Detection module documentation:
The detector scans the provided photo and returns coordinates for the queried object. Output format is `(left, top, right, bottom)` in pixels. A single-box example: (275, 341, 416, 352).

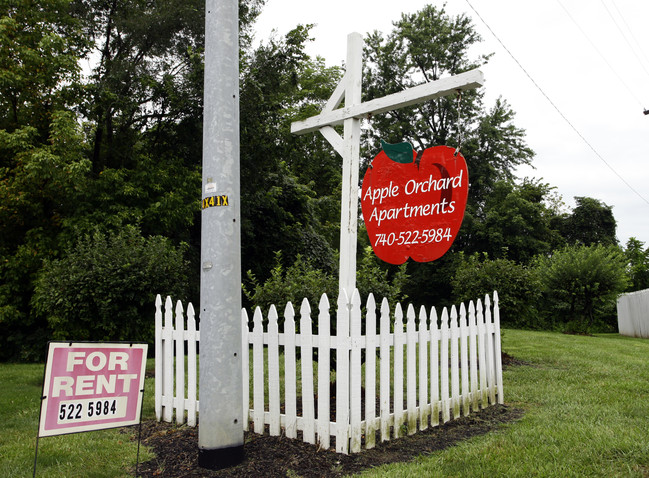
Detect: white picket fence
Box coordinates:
(617, 288, 649, 338)
(155, 290, 503, 454)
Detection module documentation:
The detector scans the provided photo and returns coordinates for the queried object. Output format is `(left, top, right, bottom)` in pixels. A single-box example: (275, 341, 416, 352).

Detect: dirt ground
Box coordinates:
(133, 355, 525, 477)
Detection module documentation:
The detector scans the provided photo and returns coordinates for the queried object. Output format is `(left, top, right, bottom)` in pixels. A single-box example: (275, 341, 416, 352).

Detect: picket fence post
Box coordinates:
(429, 306, 440, 428)
(335, 289, 350, 454)
(154, 295, 162, 421)
(379, 297, 391, 442)
(493, 291, 504, 404)
(186, 303, 197, 427)
(284, 302, 297, 438)
(418, 305, 429, 431)
(364, 294, 377, 448)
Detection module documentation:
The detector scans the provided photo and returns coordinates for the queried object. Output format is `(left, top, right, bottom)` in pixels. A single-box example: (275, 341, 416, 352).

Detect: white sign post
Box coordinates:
(291, 32, 484, 297)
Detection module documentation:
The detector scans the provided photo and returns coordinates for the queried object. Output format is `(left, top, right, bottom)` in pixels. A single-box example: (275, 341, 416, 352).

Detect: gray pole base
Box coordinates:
(198, 444, 245, 470)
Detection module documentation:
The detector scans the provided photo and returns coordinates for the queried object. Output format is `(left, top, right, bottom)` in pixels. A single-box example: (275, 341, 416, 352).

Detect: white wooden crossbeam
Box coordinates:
(291, 69, 485, 135)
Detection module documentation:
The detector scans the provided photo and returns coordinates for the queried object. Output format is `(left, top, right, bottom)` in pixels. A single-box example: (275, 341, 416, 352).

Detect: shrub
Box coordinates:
(534, 244, 629, 333)
(32, 225, 189, 346)
(451, 253, 542, 328)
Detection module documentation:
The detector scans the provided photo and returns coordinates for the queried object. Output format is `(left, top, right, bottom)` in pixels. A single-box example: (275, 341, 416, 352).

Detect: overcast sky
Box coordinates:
(253, 0, 649, 247)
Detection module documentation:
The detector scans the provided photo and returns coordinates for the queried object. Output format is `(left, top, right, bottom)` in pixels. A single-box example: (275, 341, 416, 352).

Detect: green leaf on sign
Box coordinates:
(381, 140, 414, 164)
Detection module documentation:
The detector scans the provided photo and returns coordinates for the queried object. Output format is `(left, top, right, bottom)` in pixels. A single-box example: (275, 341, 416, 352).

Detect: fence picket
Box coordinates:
(406, 304, 417, 435)
(174, 301, 185, 425)
(477, 300, 488, 409)
(450, 306, 460, 419)
(163, 296, 173, 422)
(418, 306, 429, 431)
(252, 307, 265, 433)
(493, 291, 504, 404)
(316, 294, 331, 450)
(350, 290, 363, 453)
(469, 301, 479, 412)
(429, 307, 439, 427)
(393, 304, 405, 438)
(459, 303, 470, 417)
(187, 303, 197, 427)
(335, 290, 350, 454)
(155, 295, 162, 421)
(300, 299, 315, 444)
(379, 298, 391, 442)
(440, 308, 450, 423)
(155, 291, 503, 454)
(365, 294, 377, 449)
(268, 305, 281, 436)
(484, 295, 496, 405)
(284, 303, 297, 438)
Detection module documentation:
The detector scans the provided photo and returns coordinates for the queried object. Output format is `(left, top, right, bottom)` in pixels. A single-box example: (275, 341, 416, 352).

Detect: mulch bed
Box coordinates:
(133, 353, 526, 477)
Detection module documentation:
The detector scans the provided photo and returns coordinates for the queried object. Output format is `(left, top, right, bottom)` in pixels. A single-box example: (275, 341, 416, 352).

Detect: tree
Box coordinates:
(471, 179, 565, 263)
(560, 196, 617, 246)
(535, 244, 629, 333)
(624, 237, 649, 291)
(0, 0, 91, 360)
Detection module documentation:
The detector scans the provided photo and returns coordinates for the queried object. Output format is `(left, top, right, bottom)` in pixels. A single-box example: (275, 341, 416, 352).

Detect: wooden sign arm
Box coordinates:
(291, 69, 485, 135)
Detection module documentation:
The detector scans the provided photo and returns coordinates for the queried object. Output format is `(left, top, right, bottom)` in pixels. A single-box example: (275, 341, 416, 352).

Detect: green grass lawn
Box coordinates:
(2, 330, 648, 477)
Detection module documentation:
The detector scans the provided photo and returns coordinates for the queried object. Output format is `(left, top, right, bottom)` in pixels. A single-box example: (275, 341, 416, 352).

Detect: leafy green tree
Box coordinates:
(0, 0, 91, 360)
(535, 244, 629, 333)
(451, 253, 542, 328)
(624, 237, 649, 291)
(32, 225, 189, 346)
(472, 179, 565, 263)
(239, 26, 344, 280)
(560, 196, 617, 246)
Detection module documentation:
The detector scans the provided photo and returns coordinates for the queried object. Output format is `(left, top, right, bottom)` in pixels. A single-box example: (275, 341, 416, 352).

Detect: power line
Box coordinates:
(555, 0, 646, 109)
(609, 0, 649, 70)
(599, 0, 649, 86)
(463, 0, 649, 208)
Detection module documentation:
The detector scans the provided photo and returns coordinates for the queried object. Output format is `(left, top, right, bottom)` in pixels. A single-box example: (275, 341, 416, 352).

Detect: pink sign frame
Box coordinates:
(38, 342, 148, 437)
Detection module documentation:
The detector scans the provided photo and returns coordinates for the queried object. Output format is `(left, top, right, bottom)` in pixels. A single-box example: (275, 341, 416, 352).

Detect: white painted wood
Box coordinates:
(187, 303, 197, 427)
(476, 300, 488, 409)
(393, 304, 404, 438)
(252, 307, 265, 433)
(459, 303, 470, 417)
(300, 299, 315, 444)
(440, 308, 450, 423)
(336, 290, 350, 454)
(175, 301, 185, 425)
(163, 296, 174, 422)
(429, 307, 440, 428)
(493, 292, 504, 404)
(379, 298, 391, 442)
(240, 309, 249, 431)
(338, 33, 363, 298)
(154, 291, 505, 453)
(284, 302, 298, 438)
(316, 294, 331, 450)
(268, 305, 281, 435)
(469, 301, 479, 412)
(155, 295, 162, 421)
(418, 306, 429, 431)
(350, 290, 363, 452)
(291, 69, 485, 135)
(365, 294, 377, 449)
(484, 295, 496, 406)
(450, 306, 460, 419)
(406, 304, 417, 435)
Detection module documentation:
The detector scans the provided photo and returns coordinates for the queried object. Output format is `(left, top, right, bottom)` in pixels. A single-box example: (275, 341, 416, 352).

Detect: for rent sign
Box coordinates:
(38, 342, 147, 437)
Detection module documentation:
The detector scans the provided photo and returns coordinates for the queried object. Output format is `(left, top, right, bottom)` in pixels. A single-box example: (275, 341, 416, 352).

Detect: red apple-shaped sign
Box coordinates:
(361, 141, 469, 265)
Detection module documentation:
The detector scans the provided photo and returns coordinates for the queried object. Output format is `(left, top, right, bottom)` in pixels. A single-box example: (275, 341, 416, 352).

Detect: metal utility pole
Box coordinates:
(198, 0, 244, 469)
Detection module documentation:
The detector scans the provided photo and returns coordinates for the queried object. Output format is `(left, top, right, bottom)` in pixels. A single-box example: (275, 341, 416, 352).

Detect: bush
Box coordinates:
(451, 253, 542, 328)
(32, 225, 189, 346)
(534, 244, 629, 333)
